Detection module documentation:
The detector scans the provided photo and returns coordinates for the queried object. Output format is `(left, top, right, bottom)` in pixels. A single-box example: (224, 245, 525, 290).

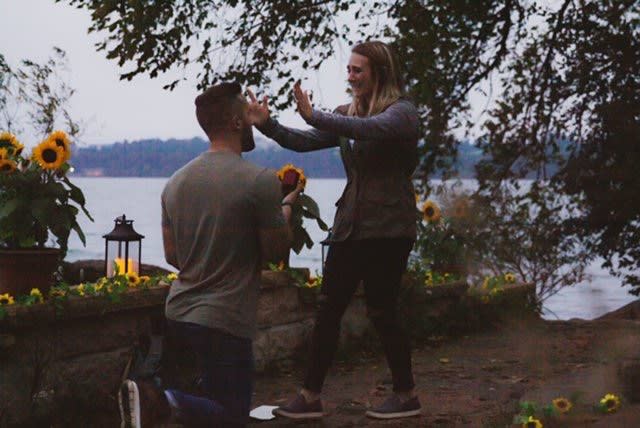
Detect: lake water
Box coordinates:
(66, 177, 637, 320)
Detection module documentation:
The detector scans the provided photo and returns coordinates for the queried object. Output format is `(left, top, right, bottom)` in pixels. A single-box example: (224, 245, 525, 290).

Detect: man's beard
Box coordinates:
(241, 125, 255, 152)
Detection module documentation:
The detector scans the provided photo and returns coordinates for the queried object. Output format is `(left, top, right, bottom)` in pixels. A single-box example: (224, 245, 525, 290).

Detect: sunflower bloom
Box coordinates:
(522, 416, 543, 428)
(49, 288, 66, 298)
(76, 283, 86, 296)
(0, 159, 17, 173)
(424, 272, 434, 286)
(127, 272, 141, 287)
(0, 131, 20, 152)
(32, 139, 65, 170)
(422, 200, 441, 223)
(600, 393, 621, 413)
(276, 163, 306, 189)
(166, 272, 178, 281)
(482, 276, 490, 289)
(30, 288, 44, 303)
(505, 272, 516, 283)
(47, 130, 72, 162)
(552, 397, 572, 414)
(305, 277, 321, 288)
(0, 293, 15, 305)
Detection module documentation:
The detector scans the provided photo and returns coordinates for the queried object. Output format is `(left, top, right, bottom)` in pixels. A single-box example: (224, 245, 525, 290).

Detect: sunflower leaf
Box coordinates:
(297, 194, 321, 218)
(0, 198, 20, 220)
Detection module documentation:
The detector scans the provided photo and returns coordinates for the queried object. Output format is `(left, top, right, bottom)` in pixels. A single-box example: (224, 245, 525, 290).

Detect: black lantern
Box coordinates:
(103, 214, 144, 277)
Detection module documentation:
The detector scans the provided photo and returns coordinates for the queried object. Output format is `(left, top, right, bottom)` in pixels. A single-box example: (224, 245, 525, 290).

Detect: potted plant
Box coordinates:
(276, 163, 328, 261)
(0, 130, 92, 295)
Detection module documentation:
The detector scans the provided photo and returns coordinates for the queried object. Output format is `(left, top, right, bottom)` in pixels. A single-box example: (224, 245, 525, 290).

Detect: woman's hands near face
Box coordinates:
(246, 88, 270, 126)
(293, 81, 313, 122)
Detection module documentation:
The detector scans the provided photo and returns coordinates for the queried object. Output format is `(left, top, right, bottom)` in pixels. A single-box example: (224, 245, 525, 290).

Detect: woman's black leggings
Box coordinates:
(303, 238, 415, 393)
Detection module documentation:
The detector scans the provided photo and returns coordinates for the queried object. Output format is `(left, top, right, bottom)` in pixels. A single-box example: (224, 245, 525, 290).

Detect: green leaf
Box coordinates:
(291, 228, 306, 254)
(298, 194, 321, 219)
(0, 198, 20, 220)
(72, 221, 86, 246)
(31, 198, 54, 225)
(302, 228, 313, 249)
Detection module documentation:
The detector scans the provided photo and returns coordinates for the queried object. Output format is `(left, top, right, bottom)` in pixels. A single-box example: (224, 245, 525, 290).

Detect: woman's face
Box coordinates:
(347, 52, 374, 99)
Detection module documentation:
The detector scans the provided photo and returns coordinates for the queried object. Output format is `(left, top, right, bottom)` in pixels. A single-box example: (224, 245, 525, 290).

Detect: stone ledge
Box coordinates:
(0, 285, 169, 328)
(0, 270, 303, 329)
(420, 280, 469, 299)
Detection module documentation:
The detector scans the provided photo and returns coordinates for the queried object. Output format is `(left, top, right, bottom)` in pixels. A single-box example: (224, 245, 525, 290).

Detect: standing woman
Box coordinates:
(248, 40, 421, 420)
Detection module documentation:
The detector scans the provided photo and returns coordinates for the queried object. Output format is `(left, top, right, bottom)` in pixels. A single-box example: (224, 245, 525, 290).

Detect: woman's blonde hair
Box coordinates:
(348, 41, 405, 117)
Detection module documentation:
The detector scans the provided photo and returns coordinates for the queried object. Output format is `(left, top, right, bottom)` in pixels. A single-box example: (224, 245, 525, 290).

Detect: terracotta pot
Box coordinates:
(0, 248, 62, 297)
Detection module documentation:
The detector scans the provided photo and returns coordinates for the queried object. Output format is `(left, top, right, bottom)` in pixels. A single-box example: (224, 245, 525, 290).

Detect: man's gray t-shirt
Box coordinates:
(162, 151, 285, 339)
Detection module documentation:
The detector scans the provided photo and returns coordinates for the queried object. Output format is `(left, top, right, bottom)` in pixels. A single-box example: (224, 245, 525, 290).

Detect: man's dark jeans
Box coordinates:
(166, 320, 253, 427)
(303, 238, 415, 393)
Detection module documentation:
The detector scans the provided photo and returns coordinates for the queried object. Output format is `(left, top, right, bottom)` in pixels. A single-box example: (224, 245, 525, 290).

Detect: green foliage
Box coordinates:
(290, 192, 328, 254)
(58, 0, 365, 110)
(59, 0, 640, 294)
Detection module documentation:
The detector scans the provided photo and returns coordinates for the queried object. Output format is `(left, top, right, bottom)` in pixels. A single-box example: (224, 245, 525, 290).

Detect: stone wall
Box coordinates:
(0, 270, 536, 426)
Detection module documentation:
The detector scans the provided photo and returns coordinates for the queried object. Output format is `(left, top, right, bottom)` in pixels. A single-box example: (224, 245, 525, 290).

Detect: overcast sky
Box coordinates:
(1, 0, 353, 146)
(2, 0, 496, 149)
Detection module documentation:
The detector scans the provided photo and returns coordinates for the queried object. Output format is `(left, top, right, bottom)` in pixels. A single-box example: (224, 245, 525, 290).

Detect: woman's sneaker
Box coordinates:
(273, 393, 324, 419)
(365, 394, 421, 419)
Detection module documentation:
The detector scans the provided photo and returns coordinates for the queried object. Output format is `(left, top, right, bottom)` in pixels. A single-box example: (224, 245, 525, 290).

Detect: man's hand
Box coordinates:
(247, 88, 270, 126)
(282, 180, 305, 205)
(293, 81, 313, 122)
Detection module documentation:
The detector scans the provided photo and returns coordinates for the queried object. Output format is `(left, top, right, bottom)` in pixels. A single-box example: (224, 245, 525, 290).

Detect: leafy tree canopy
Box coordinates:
(59, 0, 640, 293)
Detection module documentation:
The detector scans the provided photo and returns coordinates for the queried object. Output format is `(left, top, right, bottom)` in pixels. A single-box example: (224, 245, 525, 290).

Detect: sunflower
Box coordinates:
(552, 397, 572, 414)
(276, 163, 306, 189)
(166, 272, 178, 281)
(47, 130, 72, 162)
(504, 272, 516, 283)
(30, 288, 44, 304)
(0, 293, 15, 305)
(49, 287, 67, 298)
(481, 276, 490, 289)
(424, 271, 434, 286)
(32, 139, 65, 170)
(126, 272, 141, 287)
(422, 200, 441, 223)
(522, 416, 543, 428)
(0, 131, 24, 156)
(0, 159, 17, 173)
(600, 393, 621, 413)
(305, 277, 322, 288)
(76, 283, 86, 296)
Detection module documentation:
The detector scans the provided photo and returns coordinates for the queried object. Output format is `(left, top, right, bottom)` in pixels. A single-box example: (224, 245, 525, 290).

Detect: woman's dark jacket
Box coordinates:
(258, 98, 420, 242)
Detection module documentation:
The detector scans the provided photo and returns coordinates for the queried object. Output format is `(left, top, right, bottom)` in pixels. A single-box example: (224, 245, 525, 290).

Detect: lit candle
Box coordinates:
(108, 257, 138, 276)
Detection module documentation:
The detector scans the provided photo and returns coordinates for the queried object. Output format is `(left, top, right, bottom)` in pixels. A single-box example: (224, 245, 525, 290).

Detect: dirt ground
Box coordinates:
(249, 311, 640, 427)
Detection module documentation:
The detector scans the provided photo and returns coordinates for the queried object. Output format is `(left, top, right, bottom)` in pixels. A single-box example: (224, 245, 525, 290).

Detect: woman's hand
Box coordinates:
(293, 81, 313, 122)
(246, 88, 270, 126)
